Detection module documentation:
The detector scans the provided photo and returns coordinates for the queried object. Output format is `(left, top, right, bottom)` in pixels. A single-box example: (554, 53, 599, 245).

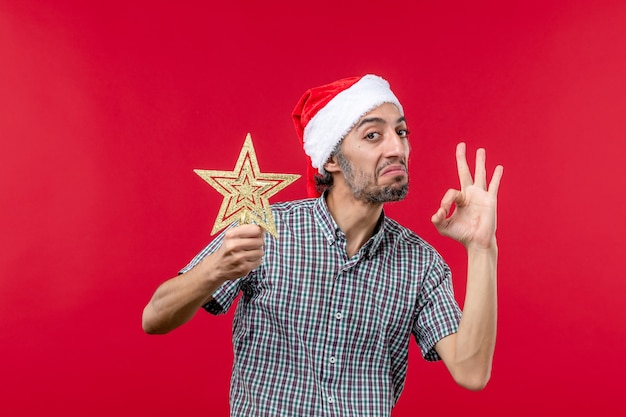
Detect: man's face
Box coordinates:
(331, 102, 410, 203)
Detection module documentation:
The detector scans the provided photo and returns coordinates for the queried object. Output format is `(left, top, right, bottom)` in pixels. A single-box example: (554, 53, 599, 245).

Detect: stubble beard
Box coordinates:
(336, 152, 409, 203)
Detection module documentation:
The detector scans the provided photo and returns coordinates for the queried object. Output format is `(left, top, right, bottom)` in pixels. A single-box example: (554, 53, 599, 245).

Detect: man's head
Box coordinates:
(324, 102, 410, 203)
(292, 74, 406, 198)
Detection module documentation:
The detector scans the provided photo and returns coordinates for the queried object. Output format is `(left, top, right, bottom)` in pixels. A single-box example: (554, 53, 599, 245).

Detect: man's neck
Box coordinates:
(325, 188, 383, 257)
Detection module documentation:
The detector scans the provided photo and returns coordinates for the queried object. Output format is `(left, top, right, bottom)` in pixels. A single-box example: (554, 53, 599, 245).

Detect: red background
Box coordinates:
(1, 0, 625, 415)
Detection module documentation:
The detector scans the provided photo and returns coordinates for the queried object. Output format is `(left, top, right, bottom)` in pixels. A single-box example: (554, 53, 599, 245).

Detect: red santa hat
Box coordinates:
(292, 74, 404, 197)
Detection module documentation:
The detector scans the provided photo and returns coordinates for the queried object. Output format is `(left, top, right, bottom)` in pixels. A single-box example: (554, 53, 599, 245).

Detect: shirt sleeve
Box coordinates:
(202, 279, 244, 315)
(413, 254, 462, 361)
(178, 225, 246, 316)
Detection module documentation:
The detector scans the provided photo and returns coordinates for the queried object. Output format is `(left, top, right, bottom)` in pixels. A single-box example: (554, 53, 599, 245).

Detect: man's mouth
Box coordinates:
(378, 162, 407, 178)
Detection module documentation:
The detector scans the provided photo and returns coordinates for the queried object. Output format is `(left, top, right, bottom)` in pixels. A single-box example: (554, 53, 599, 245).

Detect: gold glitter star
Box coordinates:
(194, 133, 300, 238)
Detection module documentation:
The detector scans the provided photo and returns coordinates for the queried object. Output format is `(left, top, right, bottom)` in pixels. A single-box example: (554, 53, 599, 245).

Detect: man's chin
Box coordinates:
(385, 187, 409, 202)
(360, 183, 409, 203)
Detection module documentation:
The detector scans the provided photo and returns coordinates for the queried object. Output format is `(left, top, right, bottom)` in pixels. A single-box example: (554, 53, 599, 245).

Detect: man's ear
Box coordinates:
(323, 155, 341, 173)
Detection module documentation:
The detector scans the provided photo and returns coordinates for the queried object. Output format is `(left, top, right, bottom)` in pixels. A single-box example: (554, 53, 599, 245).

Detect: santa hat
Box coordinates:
(292, 74, 404, 197)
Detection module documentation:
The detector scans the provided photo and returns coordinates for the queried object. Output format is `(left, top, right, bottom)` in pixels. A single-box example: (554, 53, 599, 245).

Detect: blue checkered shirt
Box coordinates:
(180, 195, 461, 416)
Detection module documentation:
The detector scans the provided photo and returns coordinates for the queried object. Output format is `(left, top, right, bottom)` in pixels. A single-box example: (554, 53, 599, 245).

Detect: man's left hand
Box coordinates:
(431, 143, 503, 250)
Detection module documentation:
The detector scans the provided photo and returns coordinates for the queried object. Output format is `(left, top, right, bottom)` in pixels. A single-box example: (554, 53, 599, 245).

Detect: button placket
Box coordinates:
(322, 242, 349, 409)
(323, 282, 344, 384)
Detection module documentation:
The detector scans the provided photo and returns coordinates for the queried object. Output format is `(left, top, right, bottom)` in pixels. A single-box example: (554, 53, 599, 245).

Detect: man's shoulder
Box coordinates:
(270, 198, 319, 224)
(267, 198, 322, 240)
(383, 217, 439, 254)
(272, 198, 317, 211)
(271, 198, 316, 212)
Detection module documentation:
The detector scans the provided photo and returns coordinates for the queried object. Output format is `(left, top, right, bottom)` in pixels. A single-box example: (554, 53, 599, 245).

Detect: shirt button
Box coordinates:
(335, 312, 343, 320)
(328, 396, 335, 404)
(329, 356, 336, 363)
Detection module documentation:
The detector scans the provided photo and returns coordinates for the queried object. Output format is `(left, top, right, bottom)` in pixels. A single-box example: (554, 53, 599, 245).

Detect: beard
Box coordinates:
(336, 152, 409, 203)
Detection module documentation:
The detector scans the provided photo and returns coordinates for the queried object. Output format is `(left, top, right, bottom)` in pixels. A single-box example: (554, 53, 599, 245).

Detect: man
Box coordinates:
(142, 74, 503, 416)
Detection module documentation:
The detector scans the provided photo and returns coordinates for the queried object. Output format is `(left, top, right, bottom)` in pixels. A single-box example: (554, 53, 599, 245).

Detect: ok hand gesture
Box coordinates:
(431, 143, 503, 251)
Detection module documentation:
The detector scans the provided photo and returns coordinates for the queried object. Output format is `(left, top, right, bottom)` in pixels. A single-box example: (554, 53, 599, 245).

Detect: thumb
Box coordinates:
(431, 207, 449, 228)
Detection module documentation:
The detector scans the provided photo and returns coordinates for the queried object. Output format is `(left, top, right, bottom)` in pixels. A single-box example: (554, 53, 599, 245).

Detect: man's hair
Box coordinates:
(314, 171, 333, 195)
(313, 141, 342, 195)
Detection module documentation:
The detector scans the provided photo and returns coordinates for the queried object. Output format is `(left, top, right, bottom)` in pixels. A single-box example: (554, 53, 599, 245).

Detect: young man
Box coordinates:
(142, 74, 503, 416)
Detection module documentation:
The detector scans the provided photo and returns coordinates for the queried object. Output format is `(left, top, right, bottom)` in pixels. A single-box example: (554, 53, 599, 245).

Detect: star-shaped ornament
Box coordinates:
(194, 133, 300, 238)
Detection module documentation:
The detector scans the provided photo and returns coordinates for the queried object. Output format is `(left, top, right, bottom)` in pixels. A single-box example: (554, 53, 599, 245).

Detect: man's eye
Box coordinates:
(397, 129, 410, 138)
(365, 132, 380, 140)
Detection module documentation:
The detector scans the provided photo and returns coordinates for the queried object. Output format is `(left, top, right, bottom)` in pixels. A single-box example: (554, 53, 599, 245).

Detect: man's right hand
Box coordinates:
(202, 224, 265, 284)
(141, 224, 265, 334)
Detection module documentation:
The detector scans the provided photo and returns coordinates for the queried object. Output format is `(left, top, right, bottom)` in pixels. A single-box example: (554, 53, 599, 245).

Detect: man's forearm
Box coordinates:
(142, 258, 223, 334)
(142, 225, 266, 334)
(452, 243, 498, 387)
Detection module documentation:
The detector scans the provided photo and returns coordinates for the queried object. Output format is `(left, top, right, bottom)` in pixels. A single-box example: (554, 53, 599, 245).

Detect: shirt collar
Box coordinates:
(313, 192, 387, 258)
(313, 192, 340, 245)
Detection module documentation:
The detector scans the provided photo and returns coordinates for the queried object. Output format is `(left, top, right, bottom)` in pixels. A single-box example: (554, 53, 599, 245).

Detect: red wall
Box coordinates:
(1, 0, 625, 415)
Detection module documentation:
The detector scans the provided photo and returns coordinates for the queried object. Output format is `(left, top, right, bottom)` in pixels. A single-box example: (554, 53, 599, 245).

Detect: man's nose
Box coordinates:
(383, 130, 407, 157)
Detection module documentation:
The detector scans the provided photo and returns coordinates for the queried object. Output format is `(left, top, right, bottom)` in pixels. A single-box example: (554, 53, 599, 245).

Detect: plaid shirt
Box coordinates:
(181, 195, 461, 416)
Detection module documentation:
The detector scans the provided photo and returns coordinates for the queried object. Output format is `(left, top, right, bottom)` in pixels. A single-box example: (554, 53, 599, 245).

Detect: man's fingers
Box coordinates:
(488, 165, 504, 195)
(241, 248, 265, 262)
(233, 237, 265, 252)
(440, 188, 462, 213)
(474, 148, 487, 189)
(231, 224, 264, 238)
(456, 142, 473, 189)
(223, 224, 265, 251)
(432, 188, 462, 226)
(431, 207, 448, 226)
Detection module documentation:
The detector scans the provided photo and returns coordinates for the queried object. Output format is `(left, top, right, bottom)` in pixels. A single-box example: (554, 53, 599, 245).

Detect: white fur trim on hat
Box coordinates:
(303, 74, 404, 174)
